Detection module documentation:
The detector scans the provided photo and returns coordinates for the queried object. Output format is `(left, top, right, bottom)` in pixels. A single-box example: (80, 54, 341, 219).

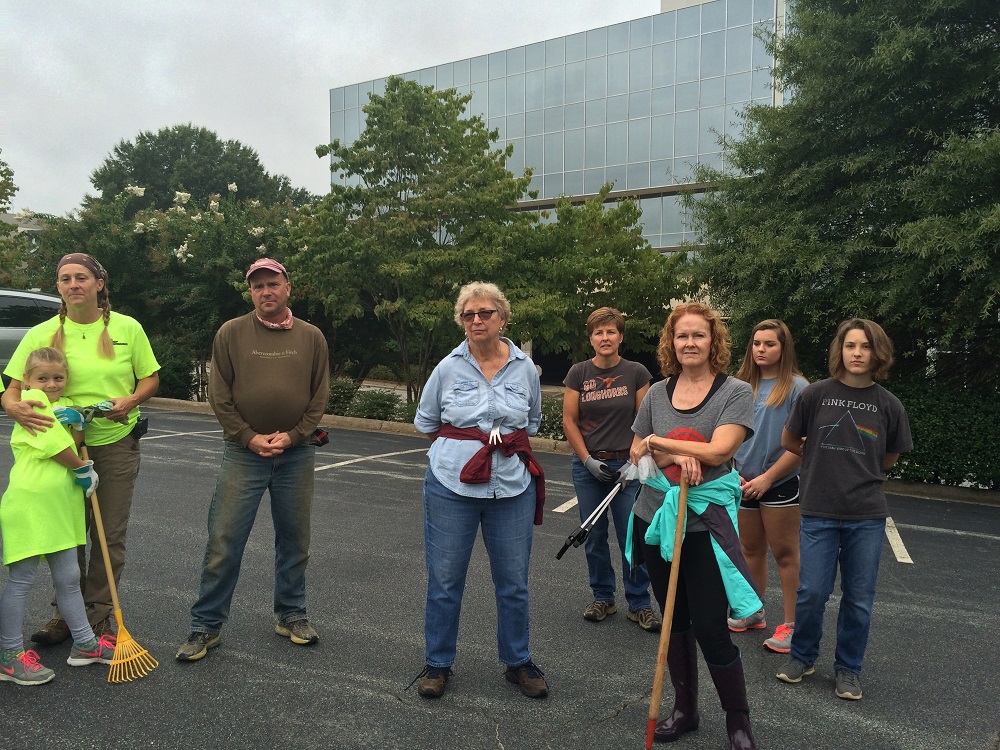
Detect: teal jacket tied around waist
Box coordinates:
(627, 467, 763, 620)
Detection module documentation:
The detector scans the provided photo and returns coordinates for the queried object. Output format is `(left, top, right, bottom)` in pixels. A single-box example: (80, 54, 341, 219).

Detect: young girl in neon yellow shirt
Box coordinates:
(0, 348, 115, 686)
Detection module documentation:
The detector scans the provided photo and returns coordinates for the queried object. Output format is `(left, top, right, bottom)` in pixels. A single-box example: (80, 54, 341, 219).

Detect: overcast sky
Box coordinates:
(4, 1, 661, 216)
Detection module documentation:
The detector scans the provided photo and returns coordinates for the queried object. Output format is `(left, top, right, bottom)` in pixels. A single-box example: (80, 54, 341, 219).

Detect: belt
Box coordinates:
(590, 450, 630, 461)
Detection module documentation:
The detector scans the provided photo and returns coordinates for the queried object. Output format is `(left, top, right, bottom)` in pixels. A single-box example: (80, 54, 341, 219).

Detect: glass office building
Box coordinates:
(329, 0, 780, 251)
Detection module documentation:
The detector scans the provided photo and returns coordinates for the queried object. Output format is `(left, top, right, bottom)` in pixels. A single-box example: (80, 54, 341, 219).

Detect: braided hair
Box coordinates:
(50, 253, 115, 359)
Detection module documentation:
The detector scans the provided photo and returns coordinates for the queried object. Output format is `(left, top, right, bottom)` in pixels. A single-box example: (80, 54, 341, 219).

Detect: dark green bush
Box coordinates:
(397, 399, 419, 424)
(150, 335, 195, 400)
(366, 364, 398, 382)
(888, 375, 999, 489)
(537, 395, 566, 441)
(328, 378, 359, 415)
(346, 389, 402, 421)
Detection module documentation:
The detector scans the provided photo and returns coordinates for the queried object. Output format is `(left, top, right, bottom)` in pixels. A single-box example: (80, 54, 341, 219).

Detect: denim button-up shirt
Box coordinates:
(415, 338, 542, 498)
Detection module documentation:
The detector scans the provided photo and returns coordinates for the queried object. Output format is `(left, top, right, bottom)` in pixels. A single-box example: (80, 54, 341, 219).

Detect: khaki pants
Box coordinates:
(52, 434, 141, 627)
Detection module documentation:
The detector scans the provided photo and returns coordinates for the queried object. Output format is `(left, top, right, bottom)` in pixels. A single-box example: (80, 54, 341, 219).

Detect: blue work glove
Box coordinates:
(54, 406, 87, 432)
(72, 461, 99, 498)
(584, 456, 616, 482)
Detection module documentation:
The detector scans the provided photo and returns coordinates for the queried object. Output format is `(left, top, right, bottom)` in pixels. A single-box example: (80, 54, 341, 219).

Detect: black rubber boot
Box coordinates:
(653, 629, 700, 742)
(707, 653, 757, 750)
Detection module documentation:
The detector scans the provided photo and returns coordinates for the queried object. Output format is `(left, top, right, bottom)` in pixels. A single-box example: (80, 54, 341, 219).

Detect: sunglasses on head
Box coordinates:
(460, 309, 498, 323)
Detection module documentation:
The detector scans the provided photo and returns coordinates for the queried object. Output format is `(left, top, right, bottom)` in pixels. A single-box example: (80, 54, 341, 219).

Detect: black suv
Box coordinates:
(0, 288, 63, 380)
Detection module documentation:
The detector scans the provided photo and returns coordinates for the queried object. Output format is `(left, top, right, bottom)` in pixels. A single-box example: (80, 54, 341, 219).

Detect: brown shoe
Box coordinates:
(583, 600, 617, 622)
(30, 616, 71, 647)
(627, 607, 662, 633)
(91, 616, 117, 639)
(414, 665, 451, 698)
(505, 661, 548, 699)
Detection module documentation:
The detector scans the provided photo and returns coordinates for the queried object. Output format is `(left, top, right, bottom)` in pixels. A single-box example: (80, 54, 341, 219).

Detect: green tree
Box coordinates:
(685, 0, 1000, 379)
(0, 148, 15, 211)
(88, 124, 312, 213)
(296, 76, 534, 400)
(0, 151, 52, 290)
(514, 185, 682, 364)
(41, 188, 314, 398)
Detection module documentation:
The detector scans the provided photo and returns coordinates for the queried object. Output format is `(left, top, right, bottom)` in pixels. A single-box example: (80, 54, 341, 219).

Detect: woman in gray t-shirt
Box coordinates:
(629, 303, 757, 750)
(562, 307, 656, 632)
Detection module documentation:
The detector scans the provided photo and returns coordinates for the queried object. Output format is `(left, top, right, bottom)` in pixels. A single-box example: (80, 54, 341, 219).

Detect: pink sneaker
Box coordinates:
(764, 623, 794, 653)
(67, 634, 116, 666)
(727, 607, 766, 632)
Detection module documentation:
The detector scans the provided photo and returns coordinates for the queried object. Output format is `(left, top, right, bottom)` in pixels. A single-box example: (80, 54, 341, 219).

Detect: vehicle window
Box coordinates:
(0, 296, 41, 327)
(33, 298, 61, 322)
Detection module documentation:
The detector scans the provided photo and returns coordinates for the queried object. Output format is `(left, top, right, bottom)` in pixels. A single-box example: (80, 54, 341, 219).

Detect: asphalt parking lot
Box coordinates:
(0, 403, 998, 750)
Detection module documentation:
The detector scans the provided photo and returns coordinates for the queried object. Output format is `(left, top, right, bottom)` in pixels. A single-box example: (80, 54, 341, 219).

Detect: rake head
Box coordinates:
(107, 612, 158, 683)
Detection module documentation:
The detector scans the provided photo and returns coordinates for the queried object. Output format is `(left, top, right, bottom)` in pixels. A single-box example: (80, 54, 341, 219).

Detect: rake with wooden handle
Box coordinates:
(81, 445, 158, 682)
(645, 476, 689, 750)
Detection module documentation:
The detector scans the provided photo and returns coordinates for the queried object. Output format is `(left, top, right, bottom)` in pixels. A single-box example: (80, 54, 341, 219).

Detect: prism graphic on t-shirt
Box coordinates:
(818, 410, 878, 455)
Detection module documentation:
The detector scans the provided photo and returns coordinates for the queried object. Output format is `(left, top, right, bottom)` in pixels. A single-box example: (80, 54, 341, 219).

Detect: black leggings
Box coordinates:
(634, 517, 739, 667)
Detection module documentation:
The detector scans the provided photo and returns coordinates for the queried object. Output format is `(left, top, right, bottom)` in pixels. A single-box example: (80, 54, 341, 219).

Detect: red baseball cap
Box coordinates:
(246, 258, 287, 280)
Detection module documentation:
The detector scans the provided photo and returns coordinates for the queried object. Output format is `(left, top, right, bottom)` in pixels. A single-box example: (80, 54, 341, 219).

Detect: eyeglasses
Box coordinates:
(460, 309, 498, 323)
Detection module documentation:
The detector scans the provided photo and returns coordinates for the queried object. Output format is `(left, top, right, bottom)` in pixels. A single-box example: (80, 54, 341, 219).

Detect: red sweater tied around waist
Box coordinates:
(436, 424, 546, 525)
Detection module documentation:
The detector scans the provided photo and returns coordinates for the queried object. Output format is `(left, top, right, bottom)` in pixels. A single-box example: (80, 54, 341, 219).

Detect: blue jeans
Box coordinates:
(571, 456, 651, 610)
(790, 515, 886, 674)
(189, 441, 316, 633)
(422, 467, 536, 669)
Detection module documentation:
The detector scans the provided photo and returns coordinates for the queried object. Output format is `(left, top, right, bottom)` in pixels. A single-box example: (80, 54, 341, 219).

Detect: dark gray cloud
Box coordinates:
(5, 1, 659, 215)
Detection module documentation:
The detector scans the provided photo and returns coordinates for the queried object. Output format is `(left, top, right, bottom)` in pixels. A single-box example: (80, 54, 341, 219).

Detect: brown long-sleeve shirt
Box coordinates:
(208, 312, 330, 447)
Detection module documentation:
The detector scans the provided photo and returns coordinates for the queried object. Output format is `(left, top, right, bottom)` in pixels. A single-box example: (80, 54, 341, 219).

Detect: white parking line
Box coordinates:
(314, 447, 428, 472)
(892, 522, 1000, 542)
(885, 516, 913, 564)
(553, 497, 579, 513)
(142, 430, 223, 440)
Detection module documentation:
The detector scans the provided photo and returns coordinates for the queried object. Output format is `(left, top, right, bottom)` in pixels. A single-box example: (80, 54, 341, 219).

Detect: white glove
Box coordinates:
(54, 406, 87, 432)
(72, 461, 99, 498)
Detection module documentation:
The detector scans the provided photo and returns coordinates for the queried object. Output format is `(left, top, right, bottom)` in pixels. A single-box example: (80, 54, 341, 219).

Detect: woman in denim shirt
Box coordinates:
(412, 282, 547, 700)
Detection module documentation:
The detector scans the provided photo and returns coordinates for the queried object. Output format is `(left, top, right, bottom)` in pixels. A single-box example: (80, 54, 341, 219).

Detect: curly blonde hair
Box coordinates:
(656, 302, 731, 377)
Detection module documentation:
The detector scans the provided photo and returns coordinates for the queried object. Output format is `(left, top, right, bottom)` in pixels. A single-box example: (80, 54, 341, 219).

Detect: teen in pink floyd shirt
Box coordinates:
(776, 318, 912, 701)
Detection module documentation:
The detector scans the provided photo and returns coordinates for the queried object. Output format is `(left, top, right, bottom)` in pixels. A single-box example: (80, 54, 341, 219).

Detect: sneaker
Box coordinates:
(275, 619, 319, 645)
(626, 607, 662, 633)
(175, 632, 221, 662)
(583, 600, 617, 622)
(776, 658, 815, 684)
(764, 623, 794, 654)
(0, 649, 55, 686)
(727, 607, 766, 632)
(67, 635, 117, 666)
(505, 660, 549, 699)
(30, 616, 70, 647)
(835, 668, 863, 700)
(411, 665, 452, 698)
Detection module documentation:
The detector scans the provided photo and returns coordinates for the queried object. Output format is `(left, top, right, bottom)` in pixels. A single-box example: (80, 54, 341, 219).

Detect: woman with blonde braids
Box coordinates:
(2, 253, 160, 645)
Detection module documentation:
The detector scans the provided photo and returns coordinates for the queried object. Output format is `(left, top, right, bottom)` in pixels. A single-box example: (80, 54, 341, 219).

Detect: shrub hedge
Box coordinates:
(322, 376, 997, 490)
(888, 375, 998, 489)
(150, 335, 196, 401)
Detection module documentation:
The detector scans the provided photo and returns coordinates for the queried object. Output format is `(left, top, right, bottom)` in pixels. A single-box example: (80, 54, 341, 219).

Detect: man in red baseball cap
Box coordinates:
(176, 257, 329, 662)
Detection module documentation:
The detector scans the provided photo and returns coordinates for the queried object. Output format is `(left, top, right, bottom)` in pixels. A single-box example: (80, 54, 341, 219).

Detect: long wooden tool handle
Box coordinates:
(80, 445, 122, 613)
(645, 476, 689, 750)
